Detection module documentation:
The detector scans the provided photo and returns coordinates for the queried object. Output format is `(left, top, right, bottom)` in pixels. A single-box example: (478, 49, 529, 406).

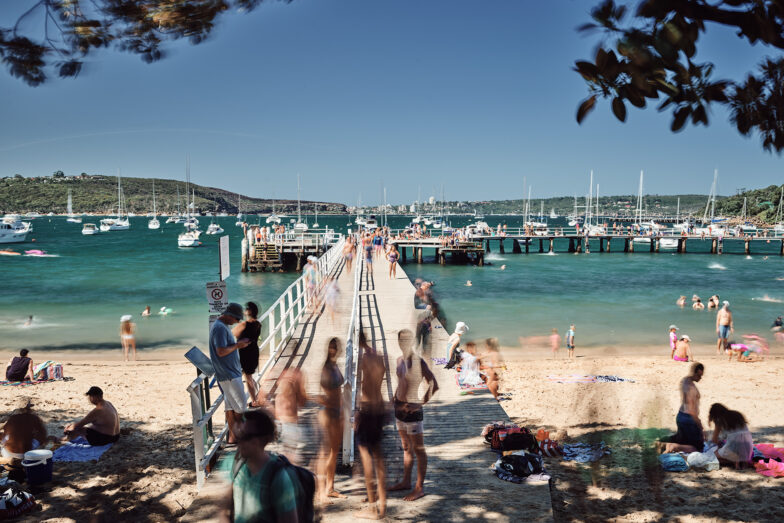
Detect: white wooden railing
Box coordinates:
(187, 235, 346, 489)
(341, 236, 363, 465)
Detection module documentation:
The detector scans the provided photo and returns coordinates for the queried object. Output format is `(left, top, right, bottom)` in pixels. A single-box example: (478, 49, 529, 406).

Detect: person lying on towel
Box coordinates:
(63, 386, 120, 446)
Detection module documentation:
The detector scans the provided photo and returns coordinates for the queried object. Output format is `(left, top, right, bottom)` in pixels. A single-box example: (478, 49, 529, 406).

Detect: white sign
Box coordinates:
(219, 236, 230, 281)
(208, 314, 220, 332)
(206, 281, 228, 314)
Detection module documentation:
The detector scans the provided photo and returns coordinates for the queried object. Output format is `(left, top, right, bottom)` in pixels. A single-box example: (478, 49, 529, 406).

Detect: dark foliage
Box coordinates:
(0, 0, 290, 86)
(576, 0, 784, 152)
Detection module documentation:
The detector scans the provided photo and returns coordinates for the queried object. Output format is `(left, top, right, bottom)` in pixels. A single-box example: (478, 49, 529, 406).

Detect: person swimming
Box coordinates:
(693, 298, 705, 310)
(465, 280, 472, 287)
(676, 296, 686, 307)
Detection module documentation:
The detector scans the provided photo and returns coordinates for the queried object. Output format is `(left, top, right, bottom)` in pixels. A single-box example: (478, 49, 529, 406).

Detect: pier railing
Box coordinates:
(341, 235, 362, 466)
(187, 235, 346, 489)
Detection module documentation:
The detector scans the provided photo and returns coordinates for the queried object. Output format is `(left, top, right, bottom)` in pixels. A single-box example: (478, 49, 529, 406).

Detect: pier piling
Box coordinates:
(513, 240, 522, 253)
(499, 240, 505, 254)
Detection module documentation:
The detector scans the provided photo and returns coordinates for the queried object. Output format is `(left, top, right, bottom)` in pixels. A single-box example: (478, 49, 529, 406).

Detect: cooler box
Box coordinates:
(22, 449, 53, 485)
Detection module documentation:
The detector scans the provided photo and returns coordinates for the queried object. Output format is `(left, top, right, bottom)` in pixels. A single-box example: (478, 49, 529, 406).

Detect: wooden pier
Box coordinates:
(241, 226, 340, 272)
(184, 240, 553, 522)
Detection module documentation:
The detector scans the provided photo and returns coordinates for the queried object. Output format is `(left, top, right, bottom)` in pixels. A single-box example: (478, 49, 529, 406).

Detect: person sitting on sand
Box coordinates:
(6, 349, 34, 382)
(64, 386, 120, 446)
(708, 403, 753, 468)
(444, 321, 468, 367)
(478, 338, 504, 401)
(659, 363, 704, 454)
(692, 298, 705, 310)
(676, 296, 686, 308)
(457, 342, 483, 387)
(672, 335, 693, 362)
(0, 398, 47, 463)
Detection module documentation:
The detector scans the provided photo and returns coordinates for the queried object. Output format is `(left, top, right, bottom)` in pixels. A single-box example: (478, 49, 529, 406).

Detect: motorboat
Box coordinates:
(526, 221, 550, 236)
(66, 189, 82, 223)
(81, 223, 100, 235)
(430, 218, 443, 229)
(0, 215, 32, 243)
(183, 216, 199, 229)
(100, 172, 130, 231)
(363, 216, 378, 231)
(293, 222, 309, 232)
(178, 229, 202, 247)
(266, 200, 282, 225)
(465, 221, 490, 237)
(206, 222, 224, 235)
(659, 238, 679, 250)
(24, 212, 41, 219)
(585, 224, 606, 237)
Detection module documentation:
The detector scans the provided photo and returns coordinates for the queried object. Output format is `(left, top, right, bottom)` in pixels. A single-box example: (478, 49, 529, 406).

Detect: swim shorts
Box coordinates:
(356, 409, 386, 447)
(718, 325, 730, 339)
(671, 411, 704, 450)
(86, 428, 120, 446)
(218, 377, 248, 413)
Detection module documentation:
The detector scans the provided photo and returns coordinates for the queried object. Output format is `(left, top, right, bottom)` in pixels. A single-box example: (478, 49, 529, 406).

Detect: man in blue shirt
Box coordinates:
(210, 302, 250, 443)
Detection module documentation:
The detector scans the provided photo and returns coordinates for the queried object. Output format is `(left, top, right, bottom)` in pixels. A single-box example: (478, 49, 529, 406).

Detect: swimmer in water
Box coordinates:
(676, 295, 686, 308)
(693, 298, 705, 311)
(708, 295, 719, 310)
(23, 315, 33, 327)
(465, 280, 472, 287)
(500, 265, 506, 270)
(141, 306, 151, 317)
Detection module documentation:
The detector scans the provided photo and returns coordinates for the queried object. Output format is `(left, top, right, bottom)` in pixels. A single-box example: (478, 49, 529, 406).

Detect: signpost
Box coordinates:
(219, 236, 230, 281)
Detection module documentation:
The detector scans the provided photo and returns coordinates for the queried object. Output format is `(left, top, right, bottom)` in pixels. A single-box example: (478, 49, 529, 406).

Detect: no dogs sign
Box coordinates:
(206, 281, 228, 314)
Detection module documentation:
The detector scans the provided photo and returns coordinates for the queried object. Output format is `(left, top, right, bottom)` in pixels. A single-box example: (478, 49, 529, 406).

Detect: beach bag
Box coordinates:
(498, 452, 543, 477)
(0, 480, 36, 519)
(489, 426, 527, 451)
(232, 453, 316, 523)
(537, 439, 563, 457)
(500, 430, 538, 453)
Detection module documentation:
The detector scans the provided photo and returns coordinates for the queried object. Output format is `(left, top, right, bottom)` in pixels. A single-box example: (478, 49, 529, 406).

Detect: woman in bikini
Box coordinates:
(318, 337, 345, 502)
(672, 335, 693, 362)
(387, 243, 399, 280)
(119, 315, 136, 362)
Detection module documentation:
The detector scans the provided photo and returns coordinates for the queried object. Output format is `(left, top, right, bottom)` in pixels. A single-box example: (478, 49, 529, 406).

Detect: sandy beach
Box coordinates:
(2, 342, 783, 522)
(499, 344, 784, 522)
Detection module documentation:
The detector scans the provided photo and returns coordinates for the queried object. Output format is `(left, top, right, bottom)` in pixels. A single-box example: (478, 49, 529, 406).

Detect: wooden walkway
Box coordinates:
(183, 251, 553, 522)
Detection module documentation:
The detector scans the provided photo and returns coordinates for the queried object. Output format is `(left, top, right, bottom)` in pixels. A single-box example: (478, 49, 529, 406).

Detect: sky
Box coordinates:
(1, 0, 782, 205)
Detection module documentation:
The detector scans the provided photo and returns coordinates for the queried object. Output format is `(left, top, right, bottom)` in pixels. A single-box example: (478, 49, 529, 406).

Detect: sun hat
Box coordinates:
(669, 325, 678, 331)
(120, 315, 132, 322)
(223, 302, 244, 320)
(723, 300, 730, 307)
(680, 335, 691, 341)
(455, 321, 469, 335)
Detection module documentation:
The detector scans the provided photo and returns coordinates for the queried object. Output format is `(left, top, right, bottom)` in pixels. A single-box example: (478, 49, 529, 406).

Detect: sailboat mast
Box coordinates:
(152, 180, 156, 215)
(596, 184, 599, 226)
(587, 170, 593, 226)
(297, 174, 302, 223)
(711, 170, 717, 221)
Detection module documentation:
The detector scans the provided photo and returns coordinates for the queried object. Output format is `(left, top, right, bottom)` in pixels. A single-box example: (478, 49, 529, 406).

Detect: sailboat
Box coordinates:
(737, 197, 757, 235)
(549, 208, 558, 220)
(66, 189, 82, 223)
(183, 189, 199, 229)
(206, 205, 224, 235)
(312, 205, 320, 228)
(100, 172, 130, 231)
(148, 180, 160, 230)
(294, 174, 308, 232)
(178, 158, 202, 248)
(235, 194, 244, 226)
(698, 170, 726, 237)
(266, 198, 282, 224)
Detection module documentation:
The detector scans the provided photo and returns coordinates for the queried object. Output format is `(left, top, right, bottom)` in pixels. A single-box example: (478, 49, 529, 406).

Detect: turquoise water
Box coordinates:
(2, 215, 783, 353)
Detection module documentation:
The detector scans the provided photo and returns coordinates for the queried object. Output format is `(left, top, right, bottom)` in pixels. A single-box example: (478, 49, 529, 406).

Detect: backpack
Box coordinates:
(498, 452, 544, 477)
(500, 430, 538, 453)
(231, 452, 316, 523)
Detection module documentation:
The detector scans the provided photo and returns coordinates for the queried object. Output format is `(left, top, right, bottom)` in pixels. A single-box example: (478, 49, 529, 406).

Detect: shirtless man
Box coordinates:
(672, 335, 693, 362)
(0, 398, 47, 463)
(389, 330, 438, 502)
(716, 301, 734, 354)
(274, 368, 307, 464)
(355, 331, 387, 520)
(676, 295, 686, 308)
(661, 363, 704, 453)
(693, 298, 705, 310)
(64, 386, 120, 446)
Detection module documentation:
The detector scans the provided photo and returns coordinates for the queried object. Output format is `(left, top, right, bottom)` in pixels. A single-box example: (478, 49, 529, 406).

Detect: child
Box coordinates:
(550, 328, 561, 359)
(668, 325, 679, 359)
(566, 324, 575, 359)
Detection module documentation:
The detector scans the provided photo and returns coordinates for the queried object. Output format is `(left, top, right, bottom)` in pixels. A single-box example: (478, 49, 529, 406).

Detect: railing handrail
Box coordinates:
(188, 235, 346, 489)
(341, 235, 363, 466)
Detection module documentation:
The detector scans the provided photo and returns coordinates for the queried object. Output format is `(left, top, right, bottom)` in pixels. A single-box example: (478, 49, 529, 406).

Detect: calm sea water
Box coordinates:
(2, 214, 783, 353)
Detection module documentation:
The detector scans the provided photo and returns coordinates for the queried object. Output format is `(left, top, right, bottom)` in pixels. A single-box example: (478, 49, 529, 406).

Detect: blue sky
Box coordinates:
(1, 0, 781, 204)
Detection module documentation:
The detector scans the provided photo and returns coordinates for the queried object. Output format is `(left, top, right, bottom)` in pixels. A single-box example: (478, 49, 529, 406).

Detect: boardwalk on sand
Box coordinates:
(183, 250, 553, 522)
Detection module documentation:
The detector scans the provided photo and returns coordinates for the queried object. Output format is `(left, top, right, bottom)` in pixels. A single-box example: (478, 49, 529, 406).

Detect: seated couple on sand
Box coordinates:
(63, 386, 121, 446)
(658, 364, 754, 468)
(668, 327, 693, 362)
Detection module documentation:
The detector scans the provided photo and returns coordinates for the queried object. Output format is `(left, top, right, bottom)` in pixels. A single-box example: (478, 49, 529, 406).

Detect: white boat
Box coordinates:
(81, 223, 100, 235)
(293, 174, 308, 231)
(465, 221, 490, 237)
(235, 194, 244, 226)
(659, 238, 679, 250)
(431, 218, 443, 229)
(24, 212, 41, 219)
(100, 172, 130, 231)
(206, 222, 224, 235)
(363, 216, 378, 231)
(178, 229, 202, 247)
(266, 199, 282, 224)
(549, 208, 558, 219)
(0, 215, 32, 243)
(412, 215, 423, 224)
(177, 157, 201, 247)
(423, 216, 433, 226)
(148, 180, 161, 230)
(312, 205, 319, 228)
(586, 224, 606, 237)
(66, 190, 82, 223)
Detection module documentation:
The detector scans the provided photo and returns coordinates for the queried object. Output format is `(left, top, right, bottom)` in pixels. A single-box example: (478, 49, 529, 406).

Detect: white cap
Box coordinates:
(669, 325, 678, 331)
(455, 321, 469, 335)
(680, 334, 691, 341)
(723, 300, 730, 307)
(121, 315, 132, 322)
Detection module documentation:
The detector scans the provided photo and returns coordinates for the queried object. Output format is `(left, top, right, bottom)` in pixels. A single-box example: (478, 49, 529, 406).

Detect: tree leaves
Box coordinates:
(612, 97, 627, 121)
(671, 106, 690, 132)
(577, 95, 597, 124)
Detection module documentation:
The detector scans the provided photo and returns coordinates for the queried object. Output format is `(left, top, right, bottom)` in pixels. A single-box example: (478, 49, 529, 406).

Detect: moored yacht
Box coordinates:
(206, 222, 224, 235)
(0, 215, 32, 243)
(81, 223, 100, 235)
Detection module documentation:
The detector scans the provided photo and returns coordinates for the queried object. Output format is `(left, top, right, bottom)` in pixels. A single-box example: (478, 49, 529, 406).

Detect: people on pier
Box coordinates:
(275, 367, 307, 464)
(390, 329, 439, 502)
(355, 331, 387, 520)
(324, 275, 340, 324)
(317, 337, 345, 502)
(343, 236, 355, 272)
(233, 301, 263, 406)
(387, 243, 399, 279)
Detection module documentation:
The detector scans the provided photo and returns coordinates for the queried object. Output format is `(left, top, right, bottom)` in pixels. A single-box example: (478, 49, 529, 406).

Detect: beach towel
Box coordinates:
(0, 380, 54, 387)
(755, 459, 784, 478)
(561, 442, 611, 463)
(659, 453, 689, 472)
(52, 437, 113, 462)
(547, 375, 635, 384)
(455, 373, 488, 393)
(755, 443, 784, 462)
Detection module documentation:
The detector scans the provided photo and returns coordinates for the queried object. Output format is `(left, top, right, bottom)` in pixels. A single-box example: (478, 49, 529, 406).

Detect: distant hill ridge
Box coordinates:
(0, 174, 347, 215)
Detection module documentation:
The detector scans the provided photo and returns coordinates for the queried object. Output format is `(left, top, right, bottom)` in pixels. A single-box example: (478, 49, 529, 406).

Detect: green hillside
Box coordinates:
(715, 184, 784, 224)
(0, 174, 347, 215)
